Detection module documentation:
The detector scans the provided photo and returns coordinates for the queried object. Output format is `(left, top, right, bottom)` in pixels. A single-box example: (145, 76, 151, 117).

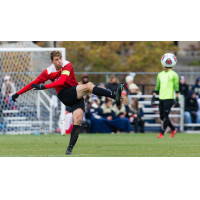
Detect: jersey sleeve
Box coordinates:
(154, 74, 160, 92)
(45, 74, 69, 89)
(37, 69, 49, 83)
(17, 69, 49, 95)
(173, 72, 179, 93)
(44, 63, 73, 89)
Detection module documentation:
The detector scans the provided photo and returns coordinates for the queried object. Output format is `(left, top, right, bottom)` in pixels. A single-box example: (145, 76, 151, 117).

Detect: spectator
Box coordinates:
(88, 100, 101, 119)
(1, 75, 16, 110)
(184, 90, 200, 127)
(85, 100, 112, 133)
(121, 89, 129, 105)
(124, 75, 134, 92)
(99, 98, 131, 133)
(78, 73, 89, 85)
(2, 75, 16, 97)
(88, 94, 100, 106)
(128, 98, 144, 133)
(79, 73, 95, 107)
(86, 98, 131, 134)
(112, 101, 131, 133)
(98, 97, 114, 120)
(81, 95, 92, 133)
(192, 77, 200, 99)
(112, 101, 129, 119)
(98, 83, 107, 105)
(106, 74, 119, 93)
(128, 83, 142, 96)
(98, 83, 106, 89)
(179, 76, 189, 98)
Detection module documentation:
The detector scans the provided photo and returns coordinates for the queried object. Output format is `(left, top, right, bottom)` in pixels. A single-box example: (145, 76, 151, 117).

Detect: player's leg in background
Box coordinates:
(168, 100, 178, 137)
(157, 99, 165, 137)
(161, 100, 175, 135)
(76, 82, 122, 101)
(166, 100, 176, 132)
(66, 108, 84, 154)
(168, 117, 175, 131)
(160, 114, 170, 135)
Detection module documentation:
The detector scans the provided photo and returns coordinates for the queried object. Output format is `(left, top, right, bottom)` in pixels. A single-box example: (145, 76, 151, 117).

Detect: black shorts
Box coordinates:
(57, 85, 85, 113)
(159, 99, 174, 117)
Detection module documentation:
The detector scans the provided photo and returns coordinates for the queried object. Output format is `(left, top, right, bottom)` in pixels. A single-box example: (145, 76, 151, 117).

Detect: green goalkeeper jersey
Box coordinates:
(154, 69, 179, 100)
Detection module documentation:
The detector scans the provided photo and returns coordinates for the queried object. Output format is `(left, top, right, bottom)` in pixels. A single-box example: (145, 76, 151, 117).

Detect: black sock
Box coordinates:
(68, 125, 81, 149)
(92, 86, 116, 99)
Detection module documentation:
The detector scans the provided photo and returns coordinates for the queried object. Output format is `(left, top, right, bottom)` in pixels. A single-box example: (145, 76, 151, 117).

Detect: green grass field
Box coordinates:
(0, 133, 200, 157)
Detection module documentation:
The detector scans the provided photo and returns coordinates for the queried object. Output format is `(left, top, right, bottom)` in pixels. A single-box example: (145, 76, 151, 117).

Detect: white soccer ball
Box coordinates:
(161, 53, 177, 68)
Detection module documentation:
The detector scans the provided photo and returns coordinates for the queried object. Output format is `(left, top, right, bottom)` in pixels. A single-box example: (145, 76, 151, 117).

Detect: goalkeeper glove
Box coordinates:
(174, 97, 180, 108)
(31, 84, 46, 90)
(12, 93, 19, 102)
(151, 95, 156, 106)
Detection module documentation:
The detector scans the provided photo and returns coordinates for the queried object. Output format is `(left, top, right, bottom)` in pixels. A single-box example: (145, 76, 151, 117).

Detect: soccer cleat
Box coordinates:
(157, 133, 164, 138)
(65, 147, 73, 155)
(170, 128, 177, 138)
(115, 82, 124, 104)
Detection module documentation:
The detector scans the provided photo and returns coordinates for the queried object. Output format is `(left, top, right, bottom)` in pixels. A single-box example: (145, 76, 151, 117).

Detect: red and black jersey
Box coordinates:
(17, 60, 78, 95)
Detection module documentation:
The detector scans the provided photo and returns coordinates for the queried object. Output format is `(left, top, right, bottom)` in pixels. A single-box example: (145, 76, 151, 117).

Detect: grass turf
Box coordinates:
(0, 133, 200, 157)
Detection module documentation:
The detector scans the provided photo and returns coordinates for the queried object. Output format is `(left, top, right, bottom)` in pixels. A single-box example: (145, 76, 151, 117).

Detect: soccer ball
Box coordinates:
(161, 53, 177, 68)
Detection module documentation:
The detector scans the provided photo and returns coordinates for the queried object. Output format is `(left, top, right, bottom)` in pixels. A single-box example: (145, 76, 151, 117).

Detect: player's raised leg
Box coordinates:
(76, 82, 95, 99)
(76, 82, 124, 103)
(66, 108, 84, 155)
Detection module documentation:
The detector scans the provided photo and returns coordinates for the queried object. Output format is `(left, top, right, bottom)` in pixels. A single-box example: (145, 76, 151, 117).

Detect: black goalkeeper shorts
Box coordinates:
(57, 85, 85, 113)
(159, 99, 174, 118)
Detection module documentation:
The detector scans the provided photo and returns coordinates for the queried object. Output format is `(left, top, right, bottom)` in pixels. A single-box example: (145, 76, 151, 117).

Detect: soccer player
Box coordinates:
(151, 57, 180, 138)
(11, 51, 124, 154)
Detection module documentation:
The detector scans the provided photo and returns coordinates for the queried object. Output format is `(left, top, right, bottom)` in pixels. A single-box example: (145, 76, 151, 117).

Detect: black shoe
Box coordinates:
(65, 147, 73, 155)
(115, 82, 124, 104)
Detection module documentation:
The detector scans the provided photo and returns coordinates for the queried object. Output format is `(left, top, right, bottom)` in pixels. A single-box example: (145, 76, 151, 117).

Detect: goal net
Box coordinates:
(0, 42, 66, 134)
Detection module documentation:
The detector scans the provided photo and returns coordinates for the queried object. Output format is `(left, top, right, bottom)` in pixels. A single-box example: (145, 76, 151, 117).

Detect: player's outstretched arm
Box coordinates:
(31, 84, 46, 90)
(11, 69, 49, 102)
(12, 93, 19, 102)
(31, 74, 68, 91)
(11, 78, 43, 102)
(45, 74, 68, 89)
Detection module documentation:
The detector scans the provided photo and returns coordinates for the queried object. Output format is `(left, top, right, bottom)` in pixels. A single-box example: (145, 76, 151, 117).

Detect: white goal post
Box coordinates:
(0, 47, 66, 135)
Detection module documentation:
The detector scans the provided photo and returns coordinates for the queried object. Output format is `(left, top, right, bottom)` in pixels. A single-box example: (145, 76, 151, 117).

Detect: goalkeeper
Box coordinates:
(11, 51, 124, 154)
(151, 58, 180, 138)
